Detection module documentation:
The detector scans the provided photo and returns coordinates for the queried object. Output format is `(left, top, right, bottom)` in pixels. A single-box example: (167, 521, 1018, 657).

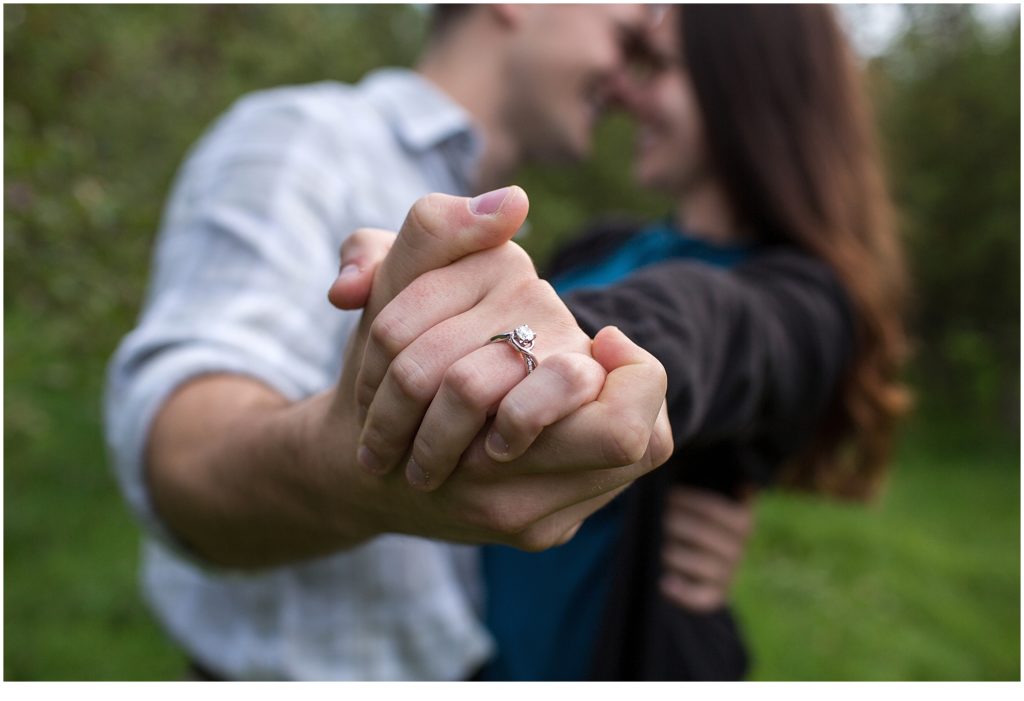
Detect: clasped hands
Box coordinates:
(322, 186, 673, 551)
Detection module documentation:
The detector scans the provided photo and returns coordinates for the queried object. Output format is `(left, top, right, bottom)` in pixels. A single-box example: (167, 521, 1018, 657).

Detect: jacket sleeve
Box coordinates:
(562, 248, 855, 457)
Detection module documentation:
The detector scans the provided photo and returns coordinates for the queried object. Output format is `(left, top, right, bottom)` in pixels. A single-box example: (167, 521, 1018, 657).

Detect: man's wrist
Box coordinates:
(292, 390, 389, 548)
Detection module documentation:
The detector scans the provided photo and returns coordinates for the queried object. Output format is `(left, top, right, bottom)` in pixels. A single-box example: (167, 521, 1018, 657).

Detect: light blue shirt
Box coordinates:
(104, 69, 492, 680)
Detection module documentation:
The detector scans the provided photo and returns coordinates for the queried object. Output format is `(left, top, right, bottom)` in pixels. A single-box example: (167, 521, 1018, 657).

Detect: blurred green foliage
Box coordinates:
(872, 5, 1020, 422)
(4, 3, 1019, 681)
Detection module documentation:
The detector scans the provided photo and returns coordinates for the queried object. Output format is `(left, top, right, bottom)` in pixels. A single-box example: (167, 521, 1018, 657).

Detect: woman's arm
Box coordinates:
(564, 250, 854, 467)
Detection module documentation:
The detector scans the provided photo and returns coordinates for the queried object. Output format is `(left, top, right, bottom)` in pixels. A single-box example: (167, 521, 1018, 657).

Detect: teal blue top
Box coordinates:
(480, 220, 750, 680)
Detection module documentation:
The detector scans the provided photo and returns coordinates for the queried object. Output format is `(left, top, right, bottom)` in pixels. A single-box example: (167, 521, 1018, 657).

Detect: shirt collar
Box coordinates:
(360, 68, 482, 156)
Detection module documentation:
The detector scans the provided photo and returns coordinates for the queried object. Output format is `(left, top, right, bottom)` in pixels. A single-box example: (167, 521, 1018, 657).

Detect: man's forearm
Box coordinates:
(146, 375, 380, 569)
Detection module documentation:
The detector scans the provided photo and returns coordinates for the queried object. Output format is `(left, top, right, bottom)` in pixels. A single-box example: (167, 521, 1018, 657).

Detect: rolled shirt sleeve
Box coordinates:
(104, 90, 361, 548)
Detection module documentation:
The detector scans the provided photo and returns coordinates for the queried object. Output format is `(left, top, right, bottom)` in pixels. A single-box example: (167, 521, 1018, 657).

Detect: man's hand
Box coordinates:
(659, 486, 756, 612)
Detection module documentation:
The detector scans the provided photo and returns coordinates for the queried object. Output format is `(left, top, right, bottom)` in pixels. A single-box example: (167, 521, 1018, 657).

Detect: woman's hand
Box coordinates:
(331, 189, 627, 492)
(321, 187, 672, 551)
(660, 486, 756, 612)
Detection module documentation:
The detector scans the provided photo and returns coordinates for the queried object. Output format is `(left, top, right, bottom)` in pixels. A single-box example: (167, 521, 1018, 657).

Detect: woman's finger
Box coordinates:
(659, 573, 726, 613)
(666, 485, 756, 540)
(661, 542, 731, 585)
(357, 311, 502, 475)
(465, 325, 670, 475)
(354, 241, 536, 419)
(404, 344, 530, 490)
(485, 352, 606, 462)
(358, 301, 574, 477)
(662, 508, 743, 567)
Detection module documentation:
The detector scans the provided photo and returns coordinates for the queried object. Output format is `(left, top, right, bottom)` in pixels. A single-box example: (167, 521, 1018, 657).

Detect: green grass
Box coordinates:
(5, 309, 1019, 680)
(734, 422, 1020, 680)
(4, 310, 184, 680)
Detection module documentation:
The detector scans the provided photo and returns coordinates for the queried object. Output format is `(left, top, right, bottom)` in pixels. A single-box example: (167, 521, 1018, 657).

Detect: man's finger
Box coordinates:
(364, 186, 530, 320)
(327, 227, 396, 311)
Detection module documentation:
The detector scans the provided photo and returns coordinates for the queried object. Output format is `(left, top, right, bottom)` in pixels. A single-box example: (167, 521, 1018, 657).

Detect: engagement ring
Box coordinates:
(488, 324, 538, 374)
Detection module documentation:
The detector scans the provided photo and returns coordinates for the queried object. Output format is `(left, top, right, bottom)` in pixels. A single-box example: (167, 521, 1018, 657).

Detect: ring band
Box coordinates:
(488, 324, 538, 374)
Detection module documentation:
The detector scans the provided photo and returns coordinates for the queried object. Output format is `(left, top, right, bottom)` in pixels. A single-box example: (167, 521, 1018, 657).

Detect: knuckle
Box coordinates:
(477, 499, 532, 537)
(348, 226, 374, 247)
(554, 354, 604, 397)
(694, 588, 723, 612)
(355, 380, 376, 411)
(407, 193, 448, 247)
(389, 353, 435, 403)
(513, 526, 559, 553)
(496, 242, 536, 276)
(360, 424, 388, 454)
(444, 360, 493, 412)
(368, 312, 412, 359)
(519, 277, 559, 309)
(339, 231, 360, 260)
(604, 413, 651, 466)
(511, 279, 580, 336)
(648, 416, 674, 467)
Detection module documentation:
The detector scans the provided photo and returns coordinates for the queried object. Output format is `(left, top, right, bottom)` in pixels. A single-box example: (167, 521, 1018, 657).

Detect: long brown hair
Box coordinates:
(679, 5, 911, 500)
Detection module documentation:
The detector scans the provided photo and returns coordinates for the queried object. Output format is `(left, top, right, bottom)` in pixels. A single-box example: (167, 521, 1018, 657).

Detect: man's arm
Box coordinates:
(146, 376, 378, 567)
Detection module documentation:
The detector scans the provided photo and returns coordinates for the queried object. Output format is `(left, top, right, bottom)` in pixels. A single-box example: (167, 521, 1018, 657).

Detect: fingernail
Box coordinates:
(406, 458, 430, 489)
(338, 263, 360, 279)
(469, 186, 512, 216)
(358, 445, 384, 474)
(486, 430, 510, 458)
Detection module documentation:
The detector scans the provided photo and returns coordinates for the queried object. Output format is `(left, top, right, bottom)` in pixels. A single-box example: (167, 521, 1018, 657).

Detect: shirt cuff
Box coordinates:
(104, 342, 313, 565)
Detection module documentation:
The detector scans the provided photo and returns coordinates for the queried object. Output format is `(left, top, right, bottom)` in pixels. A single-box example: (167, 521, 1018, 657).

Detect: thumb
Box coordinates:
(591, 325, 661, 376)
(365, 185, 529, 319)
(591, 325, 673, 468)
(327, 227, 397, 311)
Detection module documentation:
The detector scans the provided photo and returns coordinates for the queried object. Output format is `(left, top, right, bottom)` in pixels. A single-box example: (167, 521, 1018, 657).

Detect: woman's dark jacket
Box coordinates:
(547, 220, 855, 680)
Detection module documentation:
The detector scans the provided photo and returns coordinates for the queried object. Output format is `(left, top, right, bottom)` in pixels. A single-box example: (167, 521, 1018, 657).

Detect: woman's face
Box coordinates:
(624, 9, 708, 196)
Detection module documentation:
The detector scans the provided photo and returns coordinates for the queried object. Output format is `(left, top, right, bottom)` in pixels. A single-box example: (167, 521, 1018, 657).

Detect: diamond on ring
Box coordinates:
(488, 324, 539, 374)
(512, 325, 535, 349)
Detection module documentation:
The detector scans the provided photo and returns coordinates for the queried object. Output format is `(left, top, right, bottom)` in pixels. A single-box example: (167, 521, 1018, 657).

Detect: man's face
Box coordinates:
(501, 4, 653, 164)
